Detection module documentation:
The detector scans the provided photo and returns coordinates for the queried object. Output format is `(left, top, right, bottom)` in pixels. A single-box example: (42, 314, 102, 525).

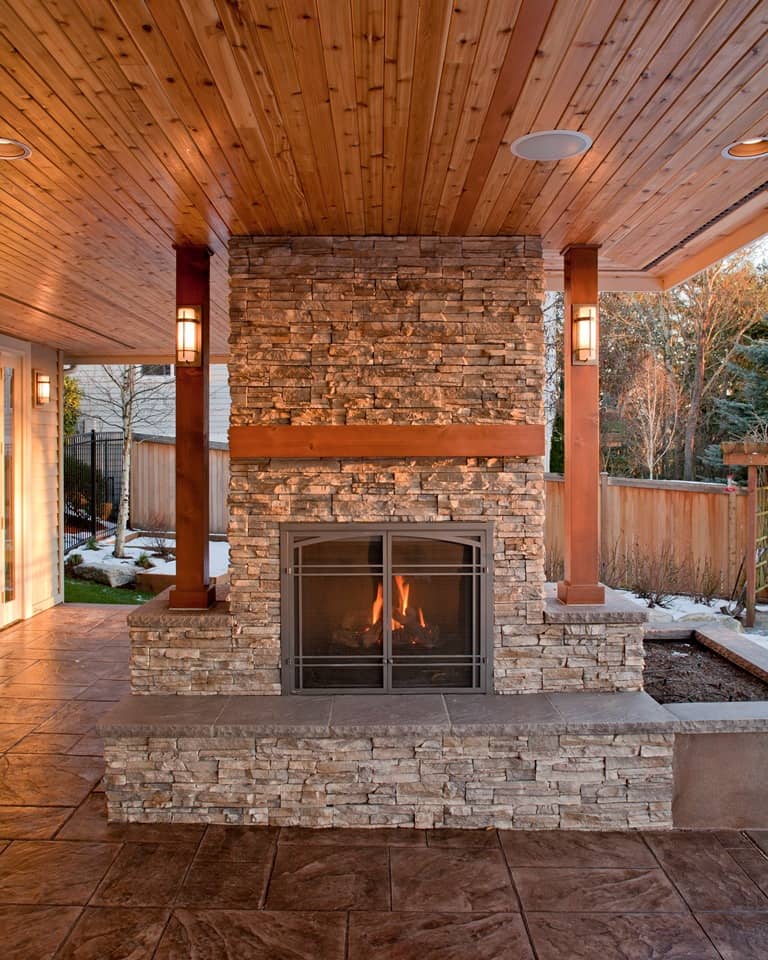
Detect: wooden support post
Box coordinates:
(746, 464, 757, 628)
(557, 245, 605, 605)
(727, 482, 738, 598)
(169, 245, 215, 610)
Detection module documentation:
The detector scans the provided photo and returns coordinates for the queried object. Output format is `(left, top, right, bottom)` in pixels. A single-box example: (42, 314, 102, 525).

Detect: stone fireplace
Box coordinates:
(227, 236, 547, 696)
(128, 236, 645, 700)
(106, 236, 661, 832)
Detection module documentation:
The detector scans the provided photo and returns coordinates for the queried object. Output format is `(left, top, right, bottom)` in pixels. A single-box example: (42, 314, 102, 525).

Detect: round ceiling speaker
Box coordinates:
(0, 138, 32, 160)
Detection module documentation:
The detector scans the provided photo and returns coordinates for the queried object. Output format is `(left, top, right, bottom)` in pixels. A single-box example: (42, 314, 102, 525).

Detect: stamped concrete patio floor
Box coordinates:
(0, 604, 767, 958)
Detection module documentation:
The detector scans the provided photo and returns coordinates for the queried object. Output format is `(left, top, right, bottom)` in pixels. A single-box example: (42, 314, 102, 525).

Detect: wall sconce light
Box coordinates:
(572, 304, 598, 365)
(33, 370, 51, 406)
(176, 306, 202, 366)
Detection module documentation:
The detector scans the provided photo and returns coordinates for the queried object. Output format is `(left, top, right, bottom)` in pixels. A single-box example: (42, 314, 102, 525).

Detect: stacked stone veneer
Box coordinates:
(128, 589, 645, 695)
(127, 235, 645, 697)
(228, 235, 546, 695)
(128, 592, 268, 695)
(104, 730, 672, 829)
(509, 591, 646, 694)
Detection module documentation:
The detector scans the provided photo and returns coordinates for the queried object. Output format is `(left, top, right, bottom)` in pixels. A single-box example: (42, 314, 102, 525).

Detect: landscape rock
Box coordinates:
(74, 562, 136, 588)
(644, 607, 679, 623)
(679, 612, 743, 632)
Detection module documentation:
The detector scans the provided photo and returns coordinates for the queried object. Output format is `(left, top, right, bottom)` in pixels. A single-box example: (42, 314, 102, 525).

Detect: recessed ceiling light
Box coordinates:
(510, 129, 592, 162)
(0, 138, 31, 160)
(722, 137, 768, 160)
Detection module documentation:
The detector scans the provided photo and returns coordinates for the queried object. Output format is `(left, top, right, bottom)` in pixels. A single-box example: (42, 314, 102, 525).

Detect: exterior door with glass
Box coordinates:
(0, 355, 21, 627)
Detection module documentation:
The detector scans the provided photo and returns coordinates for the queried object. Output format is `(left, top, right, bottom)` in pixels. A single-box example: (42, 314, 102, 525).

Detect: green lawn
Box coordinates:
(64, 577, 154, 605)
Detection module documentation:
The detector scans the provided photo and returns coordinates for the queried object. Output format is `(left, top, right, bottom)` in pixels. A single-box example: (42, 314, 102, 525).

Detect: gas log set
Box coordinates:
(334, 576, 440, 652)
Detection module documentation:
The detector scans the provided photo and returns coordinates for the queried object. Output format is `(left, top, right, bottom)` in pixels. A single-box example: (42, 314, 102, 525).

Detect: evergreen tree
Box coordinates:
(716, 333, 768, 438)
(62, 376, 82, 435)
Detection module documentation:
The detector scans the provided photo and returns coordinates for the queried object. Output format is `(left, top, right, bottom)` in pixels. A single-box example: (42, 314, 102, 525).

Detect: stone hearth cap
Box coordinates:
(544, 584, 648, 624)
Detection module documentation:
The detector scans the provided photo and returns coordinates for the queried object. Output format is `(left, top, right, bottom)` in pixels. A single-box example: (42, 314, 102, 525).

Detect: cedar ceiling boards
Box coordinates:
(0, 0, 765, 359)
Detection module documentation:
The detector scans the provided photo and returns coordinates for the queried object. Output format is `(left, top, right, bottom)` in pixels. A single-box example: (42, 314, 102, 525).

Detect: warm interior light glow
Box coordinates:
(722, 137, 768, 160)
(176, 305, 202, 365)
(572, 304, 597, 365)
(33, 370, 51, 405)
(369, 577, 429, 636)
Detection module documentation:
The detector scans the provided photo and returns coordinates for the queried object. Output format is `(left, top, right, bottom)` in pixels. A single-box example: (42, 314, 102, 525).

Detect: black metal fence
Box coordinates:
(63, 431, 124, 553)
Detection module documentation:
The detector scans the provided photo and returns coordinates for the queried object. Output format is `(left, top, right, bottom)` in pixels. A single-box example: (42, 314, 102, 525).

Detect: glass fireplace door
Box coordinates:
(389, 535, 482, 690)
(282, 524, 490, 693)
(289, 533, 385, 691)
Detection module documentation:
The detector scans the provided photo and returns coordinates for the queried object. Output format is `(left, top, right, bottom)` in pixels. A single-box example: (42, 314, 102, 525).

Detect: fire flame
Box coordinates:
(394, 575, 409, 614)
(370, 577, 426, 633)
(371, 583, 383, 625)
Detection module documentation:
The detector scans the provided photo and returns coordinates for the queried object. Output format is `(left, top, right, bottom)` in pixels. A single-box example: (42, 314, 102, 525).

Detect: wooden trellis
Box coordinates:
(722, 443, 768, 627)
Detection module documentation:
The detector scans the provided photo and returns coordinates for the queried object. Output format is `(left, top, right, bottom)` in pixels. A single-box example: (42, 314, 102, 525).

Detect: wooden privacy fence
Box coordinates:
(546, 474, 748, 596)
(130, 436, 229, 535)
(130, 438, 749, 593)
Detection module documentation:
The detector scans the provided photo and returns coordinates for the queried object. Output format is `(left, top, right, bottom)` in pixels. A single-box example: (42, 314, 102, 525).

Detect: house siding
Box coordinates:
(71, 363, 231, 443)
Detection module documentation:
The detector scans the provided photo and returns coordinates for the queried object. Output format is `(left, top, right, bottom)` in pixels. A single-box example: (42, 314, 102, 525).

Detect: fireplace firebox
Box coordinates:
(281, 523, 492, 694)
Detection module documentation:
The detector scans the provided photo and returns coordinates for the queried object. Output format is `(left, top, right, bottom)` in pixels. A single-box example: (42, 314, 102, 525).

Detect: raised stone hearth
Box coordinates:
(101, 692, 675, 829)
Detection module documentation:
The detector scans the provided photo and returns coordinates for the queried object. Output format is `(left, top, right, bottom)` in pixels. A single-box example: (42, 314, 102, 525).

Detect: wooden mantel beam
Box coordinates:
(230, 424, 545, 460)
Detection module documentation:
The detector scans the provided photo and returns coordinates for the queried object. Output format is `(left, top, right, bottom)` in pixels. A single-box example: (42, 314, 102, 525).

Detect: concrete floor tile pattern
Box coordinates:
(644, 831, 768, 911)
(0, 603, 766, 957)
(348, 912, 534, 960)
(266, 845, 390, 911)
(92, 842, 199, 907)
(0, 905, 82, 960)
(155, 909, 347, 960)
(390, 848, 518, 913)
(526, 913, 722, 959)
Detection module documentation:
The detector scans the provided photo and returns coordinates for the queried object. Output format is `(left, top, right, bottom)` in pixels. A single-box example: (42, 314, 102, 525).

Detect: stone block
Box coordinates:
(76, 562, 136, 588)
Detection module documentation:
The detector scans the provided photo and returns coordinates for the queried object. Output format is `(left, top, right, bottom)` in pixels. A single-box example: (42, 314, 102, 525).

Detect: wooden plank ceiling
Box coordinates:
(0, 0, 766, 359)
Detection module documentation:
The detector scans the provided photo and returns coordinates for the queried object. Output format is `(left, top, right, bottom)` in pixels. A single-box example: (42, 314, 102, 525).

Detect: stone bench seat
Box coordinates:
(100, 690, 679, 739)
(98, 692, 768, 830)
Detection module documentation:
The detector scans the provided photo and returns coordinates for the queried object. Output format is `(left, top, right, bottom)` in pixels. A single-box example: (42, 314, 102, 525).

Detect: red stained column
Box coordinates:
(557, 245, 605, 605)
(169, 245, 215, 610)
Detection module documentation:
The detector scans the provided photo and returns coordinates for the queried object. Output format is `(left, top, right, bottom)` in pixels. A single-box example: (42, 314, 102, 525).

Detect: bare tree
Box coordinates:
(619, 353, 681, 479)
(670, 256, 766, 480)
(73, 365, 174, 557)
(600, 250, 767, 480)
(543, 292, 563, 471)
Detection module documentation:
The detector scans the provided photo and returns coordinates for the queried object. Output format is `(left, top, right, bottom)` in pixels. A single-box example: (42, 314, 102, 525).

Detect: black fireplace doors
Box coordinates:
(281, 523, 492, 694)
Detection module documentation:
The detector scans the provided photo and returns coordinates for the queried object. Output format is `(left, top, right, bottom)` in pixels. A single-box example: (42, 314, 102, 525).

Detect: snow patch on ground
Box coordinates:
(66, 534, 230, 578)
(617, 590, 731, 620)
(617, 589, 768, 651)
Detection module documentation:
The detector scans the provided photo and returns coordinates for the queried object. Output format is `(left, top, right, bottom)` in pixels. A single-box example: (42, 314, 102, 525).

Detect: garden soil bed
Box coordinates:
(644, 638, 768, 703)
